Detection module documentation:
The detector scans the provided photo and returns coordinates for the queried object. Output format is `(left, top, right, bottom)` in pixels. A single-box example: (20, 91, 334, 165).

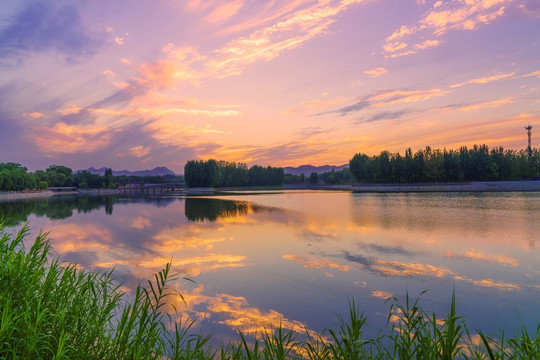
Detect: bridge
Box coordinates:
(119, 183, 186, 194)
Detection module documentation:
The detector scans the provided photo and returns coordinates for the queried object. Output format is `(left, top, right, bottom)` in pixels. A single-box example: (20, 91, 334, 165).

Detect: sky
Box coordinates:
(0, 0, 539, 174)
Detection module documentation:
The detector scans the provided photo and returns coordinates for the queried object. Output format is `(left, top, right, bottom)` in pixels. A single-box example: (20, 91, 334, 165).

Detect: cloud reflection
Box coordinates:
(168, 283, 317, 338)
(445, 248, 519, 267)
(283, 254, 350, 272)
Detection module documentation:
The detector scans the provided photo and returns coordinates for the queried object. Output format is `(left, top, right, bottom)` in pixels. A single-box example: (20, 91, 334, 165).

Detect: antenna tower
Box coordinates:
(525, 125, 532, 155)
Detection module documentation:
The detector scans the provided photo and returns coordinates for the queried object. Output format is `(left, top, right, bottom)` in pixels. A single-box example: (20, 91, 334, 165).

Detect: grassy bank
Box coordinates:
(1, 224, 539, 359)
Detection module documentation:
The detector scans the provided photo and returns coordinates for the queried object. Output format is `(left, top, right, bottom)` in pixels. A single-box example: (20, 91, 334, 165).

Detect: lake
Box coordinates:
(2, 190, 539, 343)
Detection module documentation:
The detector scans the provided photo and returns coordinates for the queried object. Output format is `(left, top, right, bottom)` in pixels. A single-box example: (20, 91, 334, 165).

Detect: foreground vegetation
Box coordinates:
(1, 224, 539, 359)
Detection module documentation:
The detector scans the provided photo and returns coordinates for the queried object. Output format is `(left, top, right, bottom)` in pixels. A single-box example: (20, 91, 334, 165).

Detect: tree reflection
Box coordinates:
(184, 198, 252, 222)
(0, 195, 177, 226)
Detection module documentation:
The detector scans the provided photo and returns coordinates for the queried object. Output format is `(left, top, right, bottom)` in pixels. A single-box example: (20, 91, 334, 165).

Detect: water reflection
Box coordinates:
(185, 198, 258, 222)
(0, 195, 178, 226)
(2, 191, 539, 342)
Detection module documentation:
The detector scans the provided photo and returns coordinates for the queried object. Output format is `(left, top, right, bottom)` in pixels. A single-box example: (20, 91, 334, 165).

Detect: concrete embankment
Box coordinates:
(0, 191, 55, 201)
(352, 181, 540, 192)
(0, 188, 123, 201)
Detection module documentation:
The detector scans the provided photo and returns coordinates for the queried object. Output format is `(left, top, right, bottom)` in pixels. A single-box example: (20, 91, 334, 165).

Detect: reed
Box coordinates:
(1, 223, 538, 359)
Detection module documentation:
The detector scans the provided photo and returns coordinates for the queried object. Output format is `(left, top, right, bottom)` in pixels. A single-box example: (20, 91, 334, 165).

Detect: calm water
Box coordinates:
(2, 191, 540, 342)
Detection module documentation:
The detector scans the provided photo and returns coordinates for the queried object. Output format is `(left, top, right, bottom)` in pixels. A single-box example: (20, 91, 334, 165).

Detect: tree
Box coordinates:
(349, 153, 371, 183)
(349, 144, 536, 184)
(104, 168, 114, 188)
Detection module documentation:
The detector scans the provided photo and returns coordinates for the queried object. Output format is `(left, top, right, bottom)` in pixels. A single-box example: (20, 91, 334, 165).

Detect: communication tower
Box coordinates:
(525, 125, 532, 155)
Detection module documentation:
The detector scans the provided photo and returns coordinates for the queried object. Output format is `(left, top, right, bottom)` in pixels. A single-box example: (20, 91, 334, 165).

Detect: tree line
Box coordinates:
(184, 160, 284, 187)
(0, 163, 183, 192)
(349, 145, 540, 183)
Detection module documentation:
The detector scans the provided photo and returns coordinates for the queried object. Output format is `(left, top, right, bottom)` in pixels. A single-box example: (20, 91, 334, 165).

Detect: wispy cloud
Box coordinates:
(370, 290, 392, 299)
(342, 251, 454, 278)
(357, 110, 417, 123)
(205, 0, 365, 78)
(147, 0, 365, 84)
(373, 260, 453, 278)
(364, 67, 388, 78)
(434, 97, 514, 112)
(322, 88, 450, 116)
(33, 122, 112, 154)
(413, 39, 440, 49)
(23, 112, 46, 119)
(205, 128, 344, 165)
(283, 254, 350, 271)
(454, 275, 521, 291)
(450, 72, 516, 88)
(129, 145, 151, 158)
(445, 248, 519, 267)
(42, 0, 363, 162)
(282, 96, 348, 114)
(57, 104, 82, 115)
(354, 95, 514, 124)
(384, 0, 516, 57)
(205, 1, 245, 24)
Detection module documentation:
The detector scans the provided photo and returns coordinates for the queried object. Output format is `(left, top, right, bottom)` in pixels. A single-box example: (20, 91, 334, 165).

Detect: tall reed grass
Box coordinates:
(1, 223, 538, 359)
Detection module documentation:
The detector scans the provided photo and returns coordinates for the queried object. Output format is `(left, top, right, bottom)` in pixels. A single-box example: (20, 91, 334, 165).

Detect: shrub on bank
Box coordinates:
(0, 223, 538, 359)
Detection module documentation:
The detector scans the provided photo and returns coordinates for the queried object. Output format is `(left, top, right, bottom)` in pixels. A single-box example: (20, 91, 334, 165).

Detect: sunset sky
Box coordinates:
(1, 0, 539, 173)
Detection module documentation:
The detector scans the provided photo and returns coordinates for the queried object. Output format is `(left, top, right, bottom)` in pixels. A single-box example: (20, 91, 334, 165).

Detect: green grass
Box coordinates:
(1, 223, 539, 359)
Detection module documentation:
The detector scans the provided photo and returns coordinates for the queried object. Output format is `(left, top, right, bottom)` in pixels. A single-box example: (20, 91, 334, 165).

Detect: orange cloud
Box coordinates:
(455, 275, 521, 291)
(34, 122, 111, 154)
(171, 254, 249, 276)
(131, 216, 152, 229)
(23, 112, 46, 119)
(218, 0, 313, 36)
(450, 72, 516, 88)
(153, 227, 232, 251)
(129, 146, 151, 158)
(208, 293, 312, 336)
(383, 42, 407, 53)
(364, 67, 388, 77)
(387, 25, 414, 41)
(135, 1, 364, 88)
(413, 39, 440, 49)
(47, 223, 112, 254)
(205, 0, 364, 78)
(57, 104, 82, 115)
(373, 260, 453, 277)
(434, 97, 513, 112)
(206, 1, 244, 23)
(446, 248, 519, 267)
(169, 284, 319, 338)
(370, 88, 449, 107)
(95, 253, 248, 277)
(385, 0, 513, 56)
(134, 46, 203, 89)
(370, 290, 392, 299)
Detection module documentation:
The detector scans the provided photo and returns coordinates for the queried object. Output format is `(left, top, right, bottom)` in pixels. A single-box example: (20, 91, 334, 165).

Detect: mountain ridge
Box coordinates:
(81, 166, 177, 177)
(283, 164, 348, 176)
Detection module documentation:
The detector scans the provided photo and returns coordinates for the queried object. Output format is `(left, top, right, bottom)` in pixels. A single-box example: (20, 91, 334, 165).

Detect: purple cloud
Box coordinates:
(0, 1, 106, 65)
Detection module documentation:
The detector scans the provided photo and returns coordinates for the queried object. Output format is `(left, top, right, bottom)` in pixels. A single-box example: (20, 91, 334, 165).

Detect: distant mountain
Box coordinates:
(82, 166, 176, 177)
(283, 164, 348, 176)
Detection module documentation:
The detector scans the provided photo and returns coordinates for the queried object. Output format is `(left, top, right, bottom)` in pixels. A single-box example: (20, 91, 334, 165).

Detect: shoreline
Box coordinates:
(1, 181, 539, 201)
(0, 188, 121, 201)
(352, 180, 540, 192)
(0, 191, 55, 201)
